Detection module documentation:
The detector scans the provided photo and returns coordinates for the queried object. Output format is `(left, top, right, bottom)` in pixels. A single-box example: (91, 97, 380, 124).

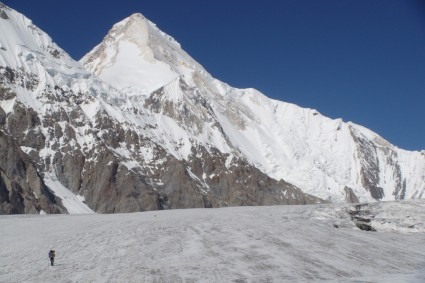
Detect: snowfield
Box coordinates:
(1, 201, 425, 283)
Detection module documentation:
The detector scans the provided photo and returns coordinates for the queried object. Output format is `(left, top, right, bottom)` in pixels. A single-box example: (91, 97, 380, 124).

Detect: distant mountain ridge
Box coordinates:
(0, 3, 423, 214)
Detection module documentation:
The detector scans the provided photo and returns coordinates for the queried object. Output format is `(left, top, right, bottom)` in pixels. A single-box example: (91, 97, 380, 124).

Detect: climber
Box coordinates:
(48, 250, 55, 266)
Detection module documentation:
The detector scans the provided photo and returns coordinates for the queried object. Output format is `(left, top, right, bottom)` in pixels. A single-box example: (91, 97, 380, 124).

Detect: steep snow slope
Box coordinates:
(213, 88, 425, 202)
(81, 13, 205, 95)
(81, 13, 425, 203)
(1, 201, 425, 282)
(0, 3, 82, 78)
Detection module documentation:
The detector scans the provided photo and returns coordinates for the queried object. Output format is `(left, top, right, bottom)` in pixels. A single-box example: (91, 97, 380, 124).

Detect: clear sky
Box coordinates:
(2, 0, 425, 151)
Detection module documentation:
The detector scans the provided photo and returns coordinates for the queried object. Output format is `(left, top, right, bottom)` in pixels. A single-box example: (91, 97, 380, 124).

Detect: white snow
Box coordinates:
(93, 40, 177, 93)
(225, 154, 234, 169)
(0, 97, 16, 114)
(1, 201, 425, 282)
(152, 114, 193, 160)
(81, 13, 179, 94)
(0, 4, 85, 80)
(79, 100, 100, 124)
(44, 173, 94, 214)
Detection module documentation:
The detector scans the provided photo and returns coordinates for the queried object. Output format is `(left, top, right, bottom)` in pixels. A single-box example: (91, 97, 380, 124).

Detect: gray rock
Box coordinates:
(0, 130, 65, 214)
(344, 186, 359, 203)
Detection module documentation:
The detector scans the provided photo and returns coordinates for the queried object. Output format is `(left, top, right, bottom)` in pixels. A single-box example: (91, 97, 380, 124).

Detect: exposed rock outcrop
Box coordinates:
(344, 186, 359, 203)
(0, 130, 65, 214)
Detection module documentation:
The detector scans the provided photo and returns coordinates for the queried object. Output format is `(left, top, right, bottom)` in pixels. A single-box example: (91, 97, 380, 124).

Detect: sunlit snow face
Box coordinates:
(95, 40, 178, 94)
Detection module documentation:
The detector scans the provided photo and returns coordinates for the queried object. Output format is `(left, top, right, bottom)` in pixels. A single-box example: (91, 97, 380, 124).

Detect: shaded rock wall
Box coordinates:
(0, 130, 65, 214)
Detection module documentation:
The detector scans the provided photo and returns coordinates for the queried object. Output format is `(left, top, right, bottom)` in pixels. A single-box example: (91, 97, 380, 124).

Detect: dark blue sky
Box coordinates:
(3, 0, 425, 150)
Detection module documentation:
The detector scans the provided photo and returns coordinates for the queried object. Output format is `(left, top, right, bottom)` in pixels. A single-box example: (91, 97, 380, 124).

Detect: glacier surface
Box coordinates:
(1, 201, 425, 282)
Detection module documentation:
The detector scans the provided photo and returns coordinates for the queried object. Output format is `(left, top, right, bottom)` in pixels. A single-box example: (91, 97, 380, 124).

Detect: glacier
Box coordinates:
(1, 200, 425, 282)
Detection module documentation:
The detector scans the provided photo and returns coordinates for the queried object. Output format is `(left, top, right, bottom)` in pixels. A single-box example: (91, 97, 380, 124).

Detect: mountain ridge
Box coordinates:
(0, 3, 424, 214)
(80, 11, 424, 203)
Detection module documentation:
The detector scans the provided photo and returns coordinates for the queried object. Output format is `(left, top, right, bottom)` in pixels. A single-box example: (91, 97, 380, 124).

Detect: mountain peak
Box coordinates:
(80, 13, 185, 93)
(0, 2, 85, 82)
(108, 13, 151, 44)
(126, 12, 145, 21)
(80, 13, 209, 94)
(120, 13, 147, 26)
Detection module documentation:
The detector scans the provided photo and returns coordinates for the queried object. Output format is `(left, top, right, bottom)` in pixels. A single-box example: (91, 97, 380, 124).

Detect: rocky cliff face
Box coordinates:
(0, 4, 424, 214)
(0, 128, 65, 214)
(0, 70, 323, 213)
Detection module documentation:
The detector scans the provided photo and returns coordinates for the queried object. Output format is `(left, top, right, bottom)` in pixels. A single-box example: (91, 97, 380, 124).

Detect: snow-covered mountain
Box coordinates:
(80, 13, 425, 203)
(0, 4, 321, 214)
(0, 3, 424, 214)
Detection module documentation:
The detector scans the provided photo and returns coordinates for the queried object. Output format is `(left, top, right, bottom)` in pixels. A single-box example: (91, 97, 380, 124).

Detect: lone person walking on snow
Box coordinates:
(48, 250, 55, 266)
